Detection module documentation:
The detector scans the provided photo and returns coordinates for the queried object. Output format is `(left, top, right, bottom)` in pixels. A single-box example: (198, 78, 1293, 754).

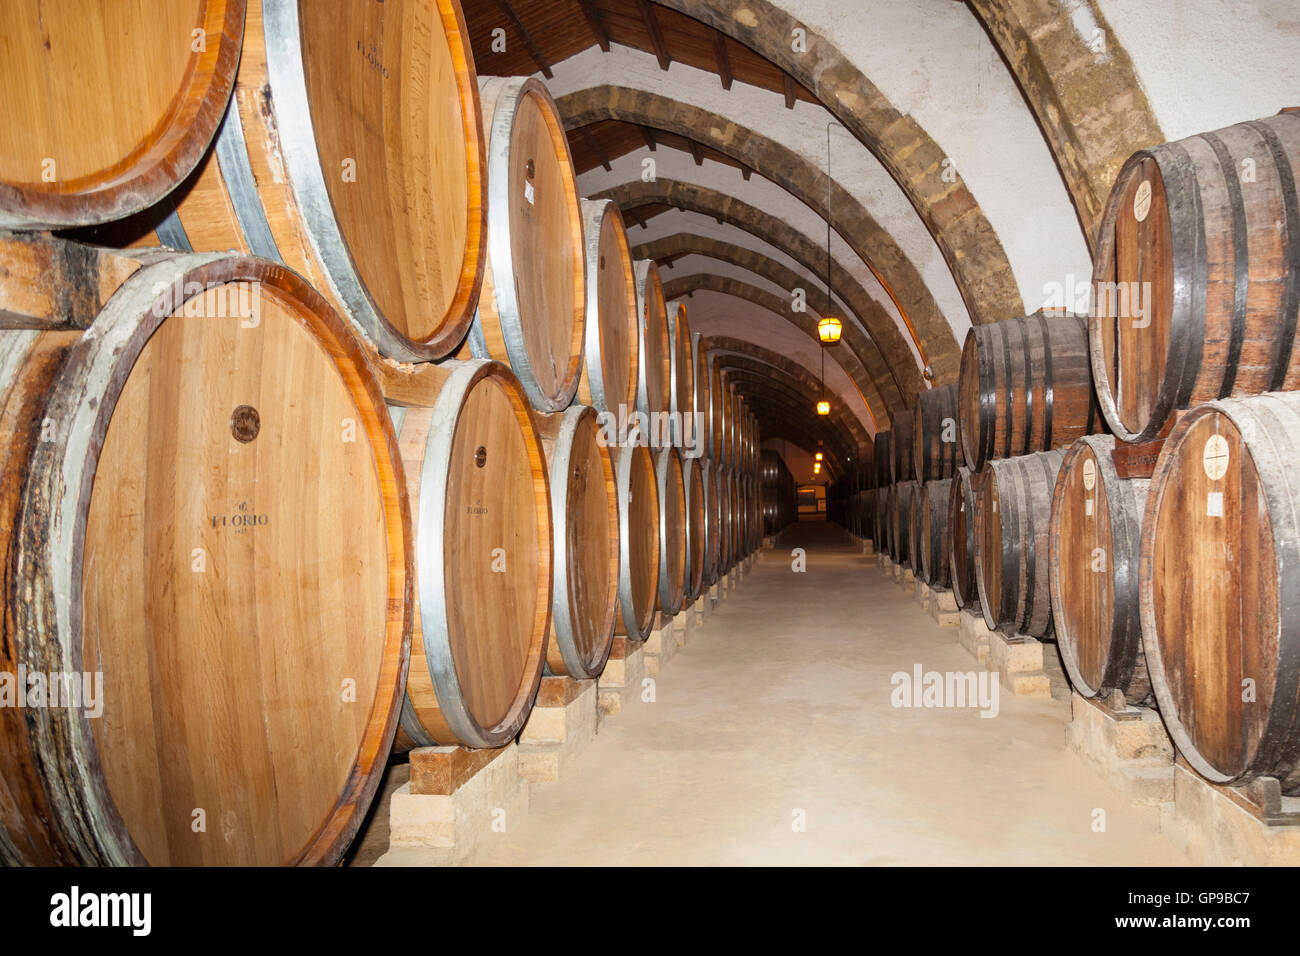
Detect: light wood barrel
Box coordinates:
(1090, 113, 1300, 443)
(959, 310, 1102, 470)
(717, 464, 734, 570)
(730, 468, 743, 560)
(947, 466, 982, 611)
(386, 359, 551, 752)
(78, 0, 488, 362)
(974, 449, 1066, 635)
(534, 404, 618, 679)
(577, 200, 638, 415)
(1050, 435, 1150, 703)
(655, 446, 687, 615)
(703, 459, 721, 583)
(890, 481, 916, 566)
(891, 410, 915, 483)
(613, 443, 660, 641)
(0, 252, 410, 866)
(0, 0, 245, 229)
(683, 454, 708, 600)
(1140, 392, 1300, 791)
(918, 479, 953, 588)
(635, 260, 670, 418)
(668, 302, 694, 446)
(467, 75, 584, 411)
(692, 333, 712, 460)
(913, 384, 960, 481)
(708, 357, 725, 461)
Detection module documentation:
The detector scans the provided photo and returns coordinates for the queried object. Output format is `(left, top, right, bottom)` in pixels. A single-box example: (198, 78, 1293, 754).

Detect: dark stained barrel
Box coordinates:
(890, 410, 914, 482)
(959, 310, 1103, 470)
(890, 480, 916, 567)
(947, 466, 982, 611)
(1091, 113, 1300, 443)
(1140, 391, 1300, 792)
(912, 384, 960, 481)
(974, 449, 1066, 636)
(1050, 435, 1151, 703)
(918, 479, 953, 588)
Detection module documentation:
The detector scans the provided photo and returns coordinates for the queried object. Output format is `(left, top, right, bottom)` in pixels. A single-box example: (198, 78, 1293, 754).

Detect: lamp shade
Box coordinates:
(817, 316, 843, 343)
(816, 400, 830, 416)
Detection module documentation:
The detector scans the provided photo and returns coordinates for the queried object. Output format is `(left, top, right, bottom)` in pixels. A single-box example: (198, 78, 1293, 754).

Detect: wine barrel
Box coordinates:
(691, 333, 711, 460)
(959, 310, 1102, 470)
(717, 464, 734, 571)
(1091, 113, 1300, 443)
(891, 410, 915, 482)
(703, 459, 722, 583)
(708, 356, 726, 461)
(918, 479, 953, 588)
(683, 455, 708, 601)
(613, 443, 660, 641)
(655, 446, 687, 615)
(577, 200, 638, 416)
(1140, 392, 1300, 791)
(0, 251, 411, 866)
(890, 481, 916, 566)
(947, 466, 982, 611)
(0, 0, 245, 229)
(77, 0, 488, 362)
(874, 483, 891, 549)
(907, 485, 925, 574)
(974, 449, 1066, 636)
(533, 405, 618, 680)
(465, 76, 584, 411)
(1050, 436, 1150, 703)
(731, 468, 744, 559)
(386, 359, 551, 752)
(913, 384, 960, 481)
(668, 302, 695, 446)
(635, 260, 670, 419)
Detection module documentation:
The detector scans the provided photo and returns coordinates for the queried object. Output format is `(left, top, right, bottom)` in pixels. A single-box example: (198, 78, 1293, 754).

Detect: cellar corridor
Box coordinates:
(374, 523, 1184, 867)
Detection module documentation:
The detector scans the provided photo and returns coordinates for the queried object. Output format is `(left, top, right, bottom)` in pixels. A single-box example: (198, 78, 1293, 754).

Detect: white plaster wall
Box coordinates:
(1098, 0, 1300, 141)
(766, 0, 1094, 313)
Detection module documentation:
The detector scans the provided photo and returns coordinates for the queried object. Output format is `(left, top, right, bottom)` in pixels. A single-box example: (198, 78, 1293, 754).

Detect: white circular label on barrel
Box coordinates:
(1203, 434, 1230, 481)
(1082, 457, 1096, 492)
(1134, 180, 1152, 222)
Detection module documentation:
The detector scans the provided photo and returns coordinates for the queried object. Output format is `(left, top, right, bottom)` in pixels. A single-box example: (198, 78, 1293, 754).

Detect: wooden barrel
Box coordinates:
(731, 469, 744, 559)
(717, 464, 734, 570)
(668, 302, 695, 446)
(1090, 113, 1300, 443)
(704, 459, 722, 582)
(913, 384, 960, 481)
(890, 410, 914, 483)
(907, 485, 924, 574)
(890, 481, 916, 566)
(465, 76, 584, 411)
(708, 357, 726, 461)
(974, 449, 1066, 636)
(947, 466, 982, 611)
(0, 0, 245, 229)
(635, 260, 670, 418)
(683, 454, 708, 601)
(77, 0, 488, 362)
(1140, 392, 1300, 791)
(691, 333, 711, 460)
(1050, 436, 1150, 703)
(655, 446, 687, 615)
(613, 443, 660, 641)
(918, 479, 953, 588)
(577, 200, 638, 416)
(875, 483, 891, 548)
(533, 404, 618, 679)
(386, 360, 551, 752)
(958, 310, 1102, 470)
(0, 251, 410, 866)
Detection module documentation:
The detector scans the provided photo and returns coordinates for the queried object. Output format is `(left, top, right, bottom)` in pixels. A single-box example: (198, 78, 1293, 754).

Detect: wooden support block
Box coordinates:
(1160, 763, 1300, 865)
(379, 742, 528, 865)
(598, 637, 647, 717)
(517, 677, 599, 783)
(1066, 692, 1174, 805)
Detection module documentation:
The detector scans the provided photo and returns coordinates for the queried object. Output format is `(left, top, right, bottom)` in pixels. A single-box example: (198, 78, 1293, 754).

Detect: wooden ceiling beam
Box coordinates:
(636, 0, 672, 71)
(579, 127, 612, 172)
(688, 139, 704, 166)
(640, 125, 658, 152)
(712, 31, 733, 91)
(782, 73, 796, 109)
(493, 0, 553, 78)
(576, 0, 610, 52)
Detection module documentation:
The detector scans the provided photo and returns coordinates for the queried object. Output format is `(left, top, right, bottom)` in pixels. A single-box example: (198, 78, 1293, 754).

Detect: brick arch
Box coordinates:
(647, 0, 1025, 329)
(599, 177, 918, 402)
(557, 85, 966, 383)
(635, 231, 903, 411)
(968, 0, 1163, 249)
(664, 272, 889, 427)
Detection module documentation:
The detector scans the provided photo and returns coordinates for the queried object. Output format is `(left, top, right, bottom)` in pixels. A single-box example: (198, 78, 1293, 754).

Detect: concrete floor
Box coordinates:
(379, 521, 1187, 866)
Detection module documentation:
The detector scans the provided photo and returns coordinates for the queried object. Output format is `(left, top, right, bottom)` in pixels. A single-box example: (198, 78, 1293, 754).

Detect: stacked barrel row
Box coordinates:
(0, 0, 767, 868)
(761, 450, 797, 535)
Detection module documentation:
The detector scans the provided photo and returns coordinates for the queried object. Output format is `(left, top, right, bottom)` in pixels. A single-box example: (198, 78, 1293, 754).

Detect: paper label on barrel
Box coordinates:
(1082, 457, 1096, 491)
(1134, 180, 1152, 222)
(524, 181, 535, 205)
(1203, 434, 1230, 480)
(1085, 498, 1093, 516)
(1207, 491, 1223, 517)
